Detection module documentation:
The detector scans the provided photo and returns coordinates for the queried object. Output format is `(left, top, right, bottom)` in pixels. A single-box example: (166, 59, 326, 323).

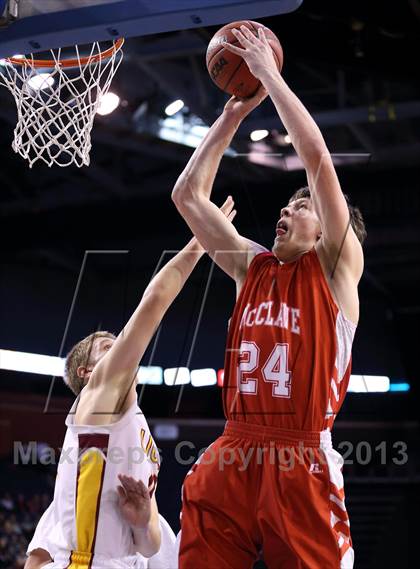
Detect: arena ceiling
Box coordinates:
(1, 0, 419, 340)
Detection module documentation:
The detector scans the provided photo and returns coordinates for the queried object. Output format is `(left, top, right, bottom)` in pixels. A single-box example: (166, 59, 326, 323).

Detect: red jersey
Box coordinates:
(222, 248, 356, 431)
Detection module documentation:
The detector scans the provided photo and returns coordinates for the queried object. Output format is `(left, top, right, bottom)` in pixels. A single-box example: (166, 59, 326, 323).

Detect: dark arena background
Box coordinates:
(1, 1, 419, 568)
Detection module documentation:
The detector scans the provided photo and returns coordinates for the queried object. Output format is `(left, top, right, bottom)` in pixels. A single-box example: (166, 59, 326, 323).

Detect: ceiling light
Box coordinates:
(250, 129, 269, 142)
(164, 367, 190, 386)
(348, 375, 390, 393)
(137, 366, 163, 385)
(191, 368, 217, 387)
(27, 73, 54, 91)
(165, 99, 184, 116)
(0, 54, 24, 66)
(97, 92, 120, 116)
(0, 349, 64, 376)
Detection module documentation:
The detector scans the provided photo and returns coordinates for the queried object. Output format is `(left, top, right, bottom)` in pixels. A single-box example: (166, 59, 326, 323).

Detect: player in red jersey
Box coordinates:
(172, 26, 366, 569)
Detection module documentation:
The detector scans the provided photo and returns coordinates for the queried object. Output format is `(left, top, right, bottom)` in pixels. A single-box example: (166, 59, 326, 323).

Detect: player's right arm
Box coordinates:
(172, 89, 267, 284)
(86, 199, 236, 403)
(87, 237, 205, 398)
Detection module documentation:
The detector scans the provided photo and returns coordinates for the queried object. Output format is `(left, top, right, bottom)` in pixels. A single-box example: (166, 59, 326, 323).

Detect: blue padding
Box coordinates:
(0, 0, 9, 19)
(0, 0, 303, 58)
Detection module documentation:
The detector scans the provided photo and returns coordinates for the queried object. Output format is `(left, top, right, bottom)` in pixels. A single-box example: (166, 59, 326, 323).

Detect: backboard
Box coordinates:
(0, 0, 303, 58)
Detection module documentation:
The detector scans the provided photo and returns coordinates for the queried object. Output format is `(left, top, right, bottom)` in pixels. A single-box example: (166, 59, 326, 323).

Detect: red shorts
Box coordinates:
(179, 421, 353, 569)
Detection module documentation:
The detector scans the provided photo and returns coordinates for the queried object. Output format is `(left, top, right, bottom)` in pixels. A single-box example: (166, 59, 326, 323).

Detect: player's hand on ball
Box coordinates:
(223, 84, 268, 117)
(223, 25, 278, 82)
(117, 474, 151, 529)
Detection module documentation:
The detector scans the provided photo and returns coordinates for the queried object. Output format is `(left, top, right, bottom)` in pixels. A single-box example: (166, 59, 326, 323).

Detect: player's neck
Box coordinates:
(275, 246, 312, 265)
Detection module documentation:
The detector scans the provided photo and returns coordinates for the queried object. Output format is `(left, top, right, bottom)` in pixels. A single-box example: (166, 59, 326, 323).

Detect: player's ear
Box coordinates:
(77, 366, 88, 379)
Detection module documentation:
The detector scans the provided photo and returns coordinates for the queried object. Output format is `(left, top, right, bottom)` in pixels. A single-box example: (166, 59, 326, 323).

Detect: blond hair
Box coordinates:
(64, 331, 116, 395)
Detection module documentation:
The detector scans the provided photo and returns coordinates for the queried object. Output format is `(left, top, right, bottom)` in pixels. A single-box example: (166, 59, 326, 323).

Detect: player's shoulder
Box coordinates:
(235, 241, 271, 293)
(245, 238, 270, 255)
(247, 248, 274, 270)
(238, 249, 275, 290)
(244, 239, 271, 267)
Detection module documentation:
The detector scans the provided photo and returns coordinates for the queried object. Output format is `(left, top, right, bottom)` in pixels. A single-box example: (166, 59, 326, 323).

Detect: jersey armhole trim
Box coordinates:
(311, 247, 358, 331)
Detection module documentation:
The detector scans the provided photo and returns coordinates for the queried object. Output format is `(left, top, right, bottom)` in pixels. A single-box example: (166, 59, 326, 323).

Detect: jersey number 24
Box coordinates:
(237, 341, 292, 397)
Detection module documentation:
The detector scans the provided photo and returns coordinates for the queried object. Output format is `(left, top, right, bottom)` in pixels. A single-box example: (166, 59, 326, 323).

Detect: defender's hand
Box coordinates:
(219, 195, 237, 223)
(223, 26, 279, 83)
(117, 474, 151, 529)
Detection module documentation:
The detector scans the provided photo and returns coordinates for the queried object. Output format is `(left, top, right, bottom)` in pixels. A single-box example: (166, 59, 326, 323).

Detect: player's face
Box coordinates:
(83, 337, 115, 381)
(272, 197, 321, 260)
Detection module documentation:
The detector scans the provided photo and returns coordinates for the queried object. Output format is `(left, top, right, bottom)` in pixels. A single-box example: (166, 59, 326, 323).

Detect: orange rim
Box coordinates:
(6, 38, 124, 68)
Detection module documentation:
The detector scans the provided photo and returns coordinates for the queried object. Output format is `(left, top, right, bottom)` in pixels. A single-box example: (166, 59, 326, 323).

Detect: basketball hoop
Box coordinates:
(0, 38, 124, 167)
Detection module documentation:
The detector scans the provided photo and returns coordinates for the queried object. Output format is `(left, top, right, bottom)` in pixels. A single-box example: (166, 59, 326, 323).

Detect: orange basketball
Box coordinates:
(206, 20, 283, 98)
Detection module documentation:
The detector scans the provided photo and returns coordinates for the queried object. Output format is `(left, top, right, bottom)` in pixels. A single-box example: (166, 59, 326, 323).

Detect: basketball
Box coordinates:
(206, 20, 283, 98)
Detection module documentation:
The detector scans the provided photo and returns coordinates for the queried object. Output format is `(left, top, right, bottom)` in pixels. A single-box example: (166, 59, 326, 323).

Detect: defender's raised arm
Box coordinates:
(86, 198, 236, 402)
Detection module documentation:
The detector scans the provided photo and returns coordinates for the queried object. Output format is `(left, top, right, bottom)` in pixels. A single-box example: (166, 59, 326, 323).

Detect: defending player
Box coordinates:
(25, 483, 177, 569)
(24, 198, 236, 569)
(172, 26, 366, 569)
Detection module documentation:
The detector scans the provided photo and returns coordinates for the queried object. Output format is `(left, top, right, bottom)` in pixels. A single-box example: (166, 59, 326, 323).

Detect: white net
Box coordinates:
(0, 39, 124, 168)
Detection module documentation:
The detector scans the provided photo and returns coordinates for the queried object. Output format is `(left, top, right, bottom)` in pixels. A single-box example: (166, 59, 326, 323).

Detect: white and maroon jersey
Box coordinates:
(27, 506, 177, 569)
(41, 397, 160, 568)
(223, 249, 356, 430)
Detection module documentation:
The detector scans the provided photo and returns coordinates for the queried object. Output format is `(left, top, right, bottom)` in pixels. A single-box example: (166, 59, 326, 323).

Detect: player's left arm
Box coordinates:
(131, 494, 160, 558)
(264, 73, 363, 278)
(24, 549, 52, 569)
(117, 474, 161, 558)
(223, 26, 364, 279)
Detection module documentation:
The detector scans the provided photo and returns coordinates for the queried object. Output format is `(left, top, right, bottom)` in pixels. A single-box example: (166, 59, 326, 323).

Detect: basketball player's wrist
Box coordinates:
(221, 106, 247, 127)
(259, 67, 284, 92)
(131, 518, 152, 533)
(131, 522, 161, 557)
(185, 237, 206, 257)
(131, 516, 153, 538)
